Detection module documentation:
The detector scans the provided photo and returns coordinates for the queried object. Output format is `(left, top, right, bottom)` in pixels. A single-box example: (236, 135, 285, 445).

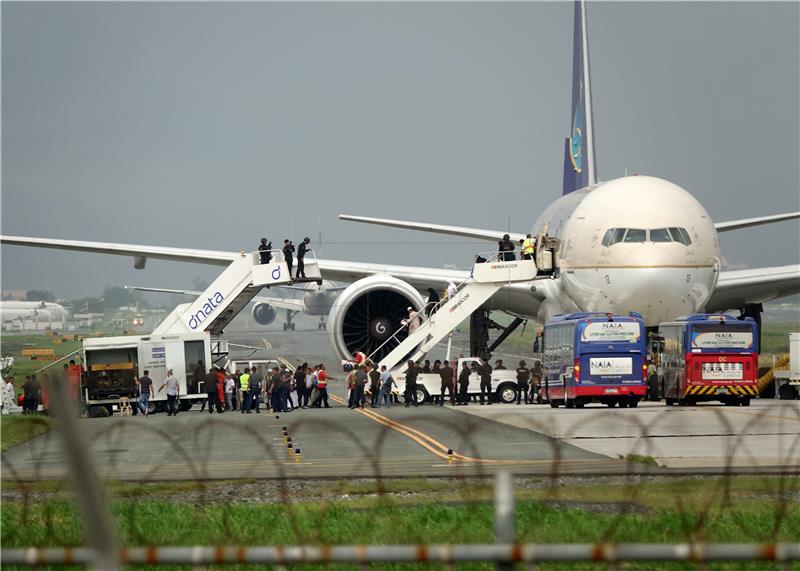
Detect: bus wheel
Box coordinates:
(575, 399, 585, 409)
(678, 399, 691, 406)
(665, 398, 675, 406)
(565, 399, 574, 409)
(739, 397, 751, 407)
(549, 400, 559, 408)
(628, 398, 639, 408)
(606, 400, 617, 408)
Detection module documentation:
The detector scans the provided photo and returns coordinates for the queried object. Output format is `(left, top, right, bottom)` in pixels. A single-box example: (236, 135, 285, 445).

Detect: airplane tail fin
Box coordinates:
(562, 0, 597, 195)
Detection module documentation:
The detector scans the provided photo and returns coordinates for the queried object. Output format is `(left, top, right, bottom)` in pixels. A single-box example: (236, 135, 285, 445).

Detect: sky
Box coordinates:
(2, 1, 799, 300)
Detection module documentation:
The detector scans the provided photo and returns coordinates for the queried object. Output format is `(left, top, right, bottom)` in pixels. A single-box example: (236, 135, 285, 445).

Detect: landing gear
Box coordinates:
(317, 317, 327, 330)
(283, 309, 298, 331)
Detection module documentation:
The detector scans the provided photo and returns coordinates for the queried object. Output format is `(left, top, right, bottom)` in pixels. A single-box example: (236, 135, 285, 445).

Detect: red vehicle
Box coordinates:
(656, 314, 759, 406)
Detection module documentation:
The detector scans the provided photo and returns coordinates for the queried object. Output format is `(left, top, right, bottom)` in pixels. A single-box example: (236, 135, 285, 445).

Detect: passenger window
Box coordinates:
(649, 228, 672, 242)
(623, 229, 646, 243)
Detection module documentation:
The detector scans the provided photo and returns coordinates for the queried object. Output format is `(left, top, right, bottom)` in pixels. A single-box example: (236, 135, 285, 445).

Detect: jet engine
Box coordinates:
(251, 302, 277, 325)
(327, 275, 425, 362)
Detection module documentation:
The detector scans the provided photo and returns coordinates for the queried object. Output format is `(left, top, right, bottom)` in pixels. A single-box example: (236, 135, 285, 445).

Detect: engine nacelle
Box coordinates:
(252, 302, 277, 325)
(327, 275, 425, 362)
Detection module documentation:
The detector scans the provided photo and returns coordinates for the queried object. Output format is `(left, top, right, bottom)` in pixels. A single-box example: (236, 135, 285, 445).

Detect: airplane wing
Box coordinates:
(124, 285, 306, 312)
(705, 264, 800, 312)
(714, 212, 800, 232)
(0, 234, 470, 289)
(339, 215, 526, 242)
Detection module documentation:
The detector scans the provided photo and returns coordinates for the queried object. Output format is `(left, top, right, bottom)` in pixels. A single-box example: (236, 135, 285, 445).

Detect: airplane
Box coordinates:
(0, 300, 68, 323)
(2, 0, 798, 364)
(125, 281, 344, 331)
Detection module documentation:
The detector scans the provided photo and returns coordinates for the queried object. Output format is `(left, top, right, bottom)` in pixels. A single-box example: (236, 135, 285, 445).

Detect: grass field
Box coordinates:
(1, 334, 83, 390)
(0, 415, 53, 452)
(2, 476, 798, 569)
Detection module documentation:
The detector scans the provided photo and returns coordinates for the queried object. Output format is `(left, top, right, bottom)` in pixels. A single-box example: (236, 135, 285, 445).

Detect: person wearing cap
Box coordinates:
(296, 237, 311, 278)
(498, 234, 516, 261)
(258, 238, 272, 264)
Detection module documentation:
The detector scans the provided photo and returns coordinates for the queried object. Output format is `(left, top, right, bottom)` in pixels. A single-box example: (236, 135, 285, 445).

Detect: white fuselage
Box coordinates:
(495, 176, 720, 327)
(0, 301, 69, 322)
(301, 281, 339, 316)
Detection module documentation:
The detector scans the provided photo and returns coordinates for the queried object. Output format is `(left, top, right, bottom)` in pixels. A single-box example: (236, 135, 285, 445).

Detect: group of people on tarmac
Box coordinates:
(137, 361, 334, 417)
(258, 236, 312, 279)
(344, 356, 544, 409)
(498, 233, 537, 261)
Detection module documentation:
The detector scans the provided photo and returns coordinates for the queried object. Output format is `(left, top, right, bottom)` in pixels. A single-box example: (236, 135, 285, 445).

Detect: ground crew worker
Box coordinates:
(259, 238, 272, 264)
(404, 360, 419, 407)
(296, 237, 310, 278)
(205, 368, 223, 414)
(516, 360, 531, 404)
(315, 365, 330, 408)
(457, 361, 471, 405)
(521, 234, 535, 260)
(478, 359, 493, 405)
(239, 369, 251, 413)
(495, 359, 506, 370)
(439, 360, 455, 405)
(283, 239, 295, 277)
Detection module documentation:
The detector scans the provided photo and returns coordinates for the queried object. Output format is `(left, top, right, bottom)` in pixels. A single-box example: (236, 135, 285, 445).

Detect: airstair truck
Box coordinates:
(80, 250, 298, 415)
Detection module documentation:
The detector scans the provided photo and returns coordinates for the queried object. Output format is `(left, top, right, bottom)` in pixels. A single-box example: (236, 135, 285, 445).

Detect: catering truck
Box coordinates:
(82, 333, 212, 415)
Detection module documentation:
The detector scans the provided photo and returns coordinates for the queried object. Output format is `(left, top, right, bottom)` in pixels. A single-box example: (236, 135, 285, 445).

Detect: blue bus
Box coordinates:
(656, 314, 759, 406)
(542, 312, 647, 408)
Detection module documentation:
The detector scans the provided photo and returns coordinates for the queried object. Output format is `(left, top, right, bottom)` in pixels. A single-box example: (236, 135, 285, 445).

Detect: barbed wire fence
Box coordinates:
(2, 396, 799, 568)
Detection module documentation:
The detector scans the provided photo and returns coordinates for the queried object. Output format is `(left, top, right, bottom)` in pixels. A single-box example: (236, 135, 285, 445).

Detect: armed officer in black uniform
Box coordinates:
(515, 360, 531, 404)
(258, 238, 272, 264)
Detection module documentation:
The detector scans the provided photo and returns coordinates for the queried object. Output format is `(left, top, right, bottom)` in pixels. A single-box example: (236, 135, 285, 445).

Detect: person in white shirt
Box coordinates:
(224, 373, 235, 411)
(447, 281, 458, 300)
(403, 307, 423, 333)
(158, 369, 181, 416)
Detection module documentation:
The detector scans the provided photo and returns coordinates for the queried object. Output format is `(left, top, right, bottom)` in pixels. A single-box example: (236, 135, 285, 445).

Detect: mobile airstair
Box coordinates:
(372, 253, 549, 372)
(152, 250, 322, 335)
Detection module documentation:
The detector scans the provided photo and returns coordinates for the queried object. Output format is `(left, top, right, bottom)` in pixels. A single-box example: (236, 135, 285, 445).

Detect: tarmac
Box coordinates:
(2, 314, 798, 480)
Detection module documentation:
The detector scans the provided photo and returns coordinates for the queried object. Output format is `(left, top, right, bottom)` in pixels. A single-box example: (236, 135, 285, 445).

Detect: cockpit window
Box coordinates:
(601, 227, 692, 246)
(623, 229, 646, 243)
(649, 228, 672, 242)
(668, 227, 692, 245)
(602, 228, 627, 247)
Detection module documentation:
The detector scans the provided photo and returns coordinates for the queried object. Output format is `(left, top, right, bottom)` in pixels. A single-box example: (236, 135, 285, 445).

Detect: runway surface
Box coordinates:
(2, 317, 798, 480)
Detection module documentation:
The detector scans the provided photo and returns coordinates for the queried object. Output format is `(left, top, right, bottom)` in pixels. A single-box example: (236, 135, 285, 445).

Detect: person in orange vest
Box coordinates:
(314, 365, 330, 408)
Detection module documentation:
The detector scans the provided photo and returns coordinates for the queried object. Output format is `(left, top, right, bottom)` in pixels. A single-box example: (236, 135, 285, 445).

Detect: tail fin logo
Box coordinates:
(569, 82, 584, 174)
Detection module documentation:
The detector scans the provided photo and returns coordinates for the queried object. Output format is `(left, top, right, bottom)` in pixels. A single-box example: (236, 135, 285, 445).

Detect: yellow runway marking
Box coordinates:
(331, 394, 585, 466)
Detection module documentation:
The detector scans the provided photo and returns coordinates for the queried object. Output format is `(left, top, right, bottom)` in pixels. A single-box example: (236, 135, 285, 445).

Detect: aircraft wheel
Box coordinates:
(665, 398, 676, 406)
(778, 383, 798, 400)
(282, 323, 287, 331)
(290, 323, 296, 331)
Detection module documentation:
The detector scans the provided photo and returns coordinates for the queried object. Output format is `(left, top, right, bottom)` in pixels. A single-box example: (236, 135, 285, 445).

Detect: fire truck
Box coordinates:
(653, 314, 759, 406)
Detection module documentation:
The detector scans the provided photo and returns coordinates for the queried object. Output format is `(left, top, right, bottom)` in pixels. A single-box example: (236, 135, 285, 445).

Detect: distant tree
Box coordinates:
(71, 297, 105, 313)
(25, 289, 56, 302)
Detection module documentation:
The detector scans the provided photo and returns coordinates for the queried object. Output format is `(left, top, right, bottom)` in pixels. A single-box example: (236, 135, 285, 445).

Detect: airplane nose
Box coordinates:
(623, 246, 676, 298)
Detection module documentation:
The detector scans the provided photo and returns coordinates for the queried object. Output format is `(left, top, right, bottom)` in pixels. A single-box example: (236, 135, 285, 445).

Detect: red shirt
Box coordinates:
(317, 370, 328, 388)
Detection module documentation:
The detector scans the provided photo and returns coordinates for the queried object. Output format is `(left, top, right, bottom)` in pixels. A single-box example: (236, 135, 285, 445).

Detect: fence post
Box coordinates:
(494, 471, 515, 571)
